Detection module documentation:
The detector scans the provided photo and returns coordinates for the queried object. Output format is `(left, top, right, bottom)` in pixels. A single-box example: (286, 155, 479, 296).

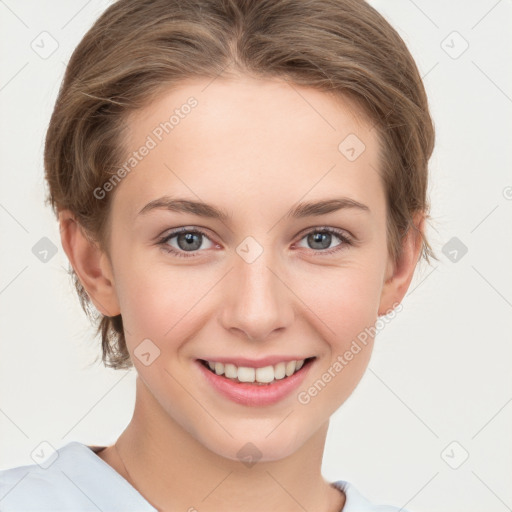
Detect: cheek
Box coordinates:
(292, 262, 383, 408)
(331, 275, 381, 352)
(295, 259, 383, 346)
(114, 254, 216, 342)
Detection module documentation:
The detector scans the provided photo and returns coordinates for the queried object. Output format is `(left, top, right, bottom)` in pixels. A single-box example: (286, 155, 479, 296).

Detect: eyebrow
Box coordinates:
(137, 196, 370, 220)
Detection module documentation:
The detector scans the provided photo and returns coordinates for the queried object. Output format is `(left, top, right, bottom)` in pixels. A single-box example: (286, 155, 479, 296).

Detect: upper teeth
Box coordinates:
(207, 359, 305, 384)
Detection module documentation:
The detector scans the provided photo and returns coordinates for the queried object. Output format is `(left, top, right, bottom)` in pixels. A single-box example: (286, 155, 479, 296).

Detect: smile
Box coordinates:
(202, 358, 310, 384)
(196, 357, 316, 406)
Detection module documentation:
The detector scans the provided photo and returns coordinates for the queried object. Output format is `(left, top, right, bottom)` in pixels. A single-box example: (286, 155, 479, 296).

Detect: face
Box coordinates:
(92, 75, 400, 461)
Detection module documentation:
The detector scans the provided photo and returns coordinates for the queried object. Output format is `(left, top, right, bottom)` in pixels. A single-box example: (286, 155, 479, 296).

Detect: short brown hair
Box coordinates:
(44, 0, 437, 370)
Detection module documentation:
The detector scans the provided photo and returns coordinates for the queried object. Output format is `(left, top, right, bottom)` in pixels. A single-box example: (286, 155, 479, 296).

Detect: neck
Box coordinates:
(111, 376, 345, 512)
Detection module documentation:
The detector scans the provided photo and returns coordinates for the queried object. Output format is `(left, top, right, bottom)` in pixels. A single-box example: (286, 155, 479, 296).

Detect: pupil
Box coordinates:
(178, 233, 201, 251)
(309, 232, 331, 250)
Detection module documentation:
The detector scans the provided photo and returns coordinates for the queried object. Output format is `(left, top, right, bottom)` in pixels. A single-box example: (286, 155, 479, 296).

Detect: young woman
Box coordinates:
(0, 1, 436, 510)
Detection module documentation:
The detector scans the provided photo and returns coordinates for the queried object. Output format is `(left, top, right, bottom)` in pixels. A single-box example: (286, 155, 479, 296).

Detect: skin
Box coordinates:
(59, 75, 424, 512)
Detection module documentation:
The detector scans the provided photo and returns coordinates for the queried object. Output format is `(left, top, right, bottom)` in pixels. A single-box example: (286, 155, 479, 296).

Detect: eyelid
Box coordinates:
(294, 225, 353, 242)
(156, 224, 216, 240)
(159, 225, 226, 249)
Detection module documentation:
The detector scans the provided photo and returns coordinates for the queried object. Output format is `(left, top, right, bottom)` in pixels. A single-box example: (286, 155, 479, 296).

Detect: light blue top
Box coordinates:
(0, 442, 411, 511)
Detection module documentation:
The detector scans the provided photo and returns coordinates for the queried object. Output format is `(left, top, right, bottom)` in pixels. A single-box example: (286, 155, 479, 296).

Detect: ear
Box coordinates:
(378, 212, 425, 316)
(58, 209, 120, 317)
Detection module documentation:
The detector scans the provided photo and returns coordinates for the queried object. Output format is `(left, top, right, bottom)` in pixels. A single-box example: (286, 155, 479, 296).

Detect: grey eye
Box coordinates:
(297, 231, 342, 251)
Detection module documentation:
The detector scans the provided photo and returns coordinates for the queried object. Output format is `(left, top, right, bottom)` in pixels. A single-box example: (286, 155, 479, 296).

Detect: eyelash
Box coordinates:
(157, 226, 354, 259)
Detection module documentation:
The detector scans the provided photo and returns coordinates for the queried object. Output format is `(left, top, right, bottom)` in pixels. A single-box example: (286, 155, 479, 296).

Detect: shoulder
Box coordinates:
(333, 480, 413, 512)
(0, 466, 73, 511)
(0, 443, 77, 510)
(0, 442, 155, 512)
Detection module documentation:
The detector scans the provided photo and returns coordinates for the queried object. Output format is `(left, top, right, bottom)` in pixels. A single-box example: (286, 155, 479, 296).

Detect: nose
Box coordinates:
(219, 249, 294, 342)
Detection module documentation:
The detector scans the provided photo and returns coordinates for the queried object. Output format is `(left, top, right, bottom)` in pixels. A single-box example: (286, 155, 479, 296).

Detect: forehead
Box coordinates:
(114, 75, 385, 223)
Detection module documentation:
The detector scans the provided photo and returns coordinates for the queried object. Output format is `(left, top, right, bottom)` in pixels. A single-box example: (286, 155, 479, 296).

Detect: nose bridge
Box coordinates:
(220, 238, 292, 341)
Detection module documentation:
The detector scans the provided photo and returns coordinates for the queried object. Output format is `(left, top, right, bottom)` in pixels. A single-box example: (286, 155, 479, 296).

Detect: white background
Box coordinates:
(1, 1, 511, 511)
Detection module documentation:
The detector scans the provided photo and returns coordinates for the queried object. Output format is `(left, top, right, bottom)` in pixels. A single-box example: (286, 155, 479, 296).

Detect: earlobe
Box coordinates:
(378, 213, 425, 316)
(58, 209, 120, 317)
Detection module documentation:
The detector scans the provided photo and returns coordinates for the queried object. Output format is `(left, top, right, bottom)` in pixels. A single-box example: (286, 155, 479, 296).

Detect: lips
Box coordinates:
(196, 357, 315, 406)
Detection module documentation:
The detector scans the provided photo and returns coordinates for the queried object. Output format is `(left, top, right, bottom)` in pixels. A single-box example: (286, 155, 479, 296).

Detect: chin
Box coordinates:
(193, 417, 316, 465)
